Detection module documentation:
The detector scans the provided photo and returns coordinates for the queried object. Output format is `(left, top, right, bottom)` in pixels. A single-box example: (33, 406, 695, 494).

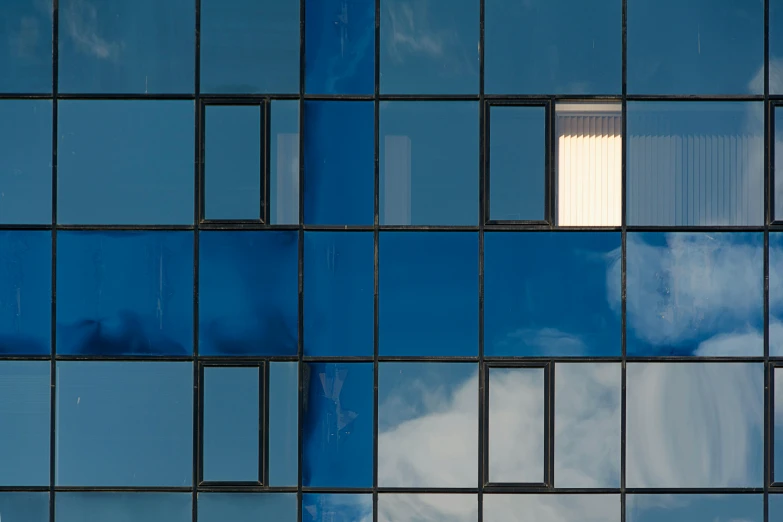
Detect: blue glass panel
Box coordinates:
(489, 106, 545, 221)
(305, 0, 373, 94)
(303, 363, 374, 488)
(303, 494, 372, 522)
(777, 368, 783, 482)
(199, 231, 298, 356)
(0, 0, 52, 93)
(56, 362, 193, 486)
(378, 362, 477, 487)
(627, 495, 762, 522)
(485, 0, 621, 95)
(199, 493, 297, 522)
(626, 232, 763, 357)
(58, 0, 194, 94)
(772, 0, 783, 94)
(57, 100, 194, 225)
(0, 231, 51, 355)
(0, 361, 49, 486)
(776, 108, 783, 219)
(769, 233, 783, 356)
(379, 232, 477, 356)
(304, 232, 373, 356)
(0, 100, 51, 224)
(484, 232, 621, 357)
(626, 363, 763, 488)
(627, 0, 762, 94)
(56, 231, 193, 356)
(304, 102, 373, 225)
(627, 102, 764, 226)
(200, 0, 299, 94)
(269, 362, 299, 486)
(205, 105, 261, 220)
(380, 0, 479, 94)
(270, 100, 300, 225)
(379, 494, 476, 522)
(56, 493, 191, 522)
(203, 366, 260, 483)
(0, 493, 49, 522)
(484, 494, 619, 522)
(772, 496, 783, 520)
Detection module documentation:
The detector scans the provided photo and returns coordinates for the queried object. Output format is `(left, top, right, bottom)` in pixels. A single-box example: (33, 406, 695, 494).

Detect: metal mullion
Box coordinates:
(621, 0, 628, 520)
(50, 0, 59, 517)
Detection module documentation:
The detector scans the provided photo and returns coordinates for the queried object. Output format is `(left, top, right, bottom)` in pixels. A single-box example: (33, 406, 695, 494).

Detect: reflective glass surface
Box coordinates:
(58, 0, 194, 94)
(776, 368, 783, 482)
(627, 0, 763, 94)
(199, 493, 297, 522)
(303, 363, 374, 488)
(627, 102, 764, 226)
(378, 494, 477, 522)
(56, 362, 193, 486)
(0, 492, 48, 522)
(200, 0, 299, 94)
(379, 232, 478, 357)
(769, 233, 783, 356)
(484, 232, 621, 357)
(772, 495, 783, 520)
(270, 100, 300, 224)
(378, 362, 477, 487)
(199, 231, 298, 356)
(304, 102, 374, 225)
(56, 231, 193, 356)
(773, 0, 783, 94)
(379, 0, 479, 94)
(626, 363, 763, 488)
(304, 232, 374, 356)
(379, 102, 478, 225)
(303, 494, 372, 522)
(56, 493, 191, 522)
(0, 361, 49, 486)
(626, 233, 763, 357)
(57, 100, 194, 225)
(627, 494, 762, 522)
(269, 362, 299, 486)
(483, 494, 620, 522)
(776, 108, 783, 219)
(305, 0, 374, 94)
(485, 0, 621, 94)
(0, 100, 51, 224)
(0, 0, 52, 93)
(0, 231, 51, 355)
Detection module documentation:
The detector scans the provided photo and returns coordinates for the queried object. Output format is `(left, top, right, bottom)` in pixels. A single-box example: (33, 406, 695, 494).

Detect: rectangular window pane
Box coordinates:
(378, 494, 477, 522)
(627, 494, 762, 522)
(56, 493, 191, 522)
(269, 362, 299, 486)
(484, 494, 620, 522)
(776, 107, 783, 219)
(776, 368, 783, 482)
(198, 493, 297, 522)
(0, 0, 52, 93)
(270, 100, 300, 224)
(0, 493, 49, 522)
(303, 494, 372, 522)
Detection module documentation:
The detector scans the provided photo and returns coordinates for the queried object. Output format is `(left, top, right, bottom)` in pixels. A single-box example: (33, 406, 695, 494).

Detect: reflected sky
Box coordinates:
(379, 494, 477, 522)
(771, 495, 783, 519)
(269, 100, 300, 225)
(772, 0, 783, 94)
(627, 494, 762, 522)
(56, 493, 191, 522)
(0, 492, 48, 522)
(199, 493, 297, 522)
(484, 494, 620, 522)
(776, 368, 783, 482)
(768, 233, 783, 356)
(776, 108, 783, 220)
(303, 494, 372, 522)
(0, 0, 52, 93)
(268, 362, 298, 487)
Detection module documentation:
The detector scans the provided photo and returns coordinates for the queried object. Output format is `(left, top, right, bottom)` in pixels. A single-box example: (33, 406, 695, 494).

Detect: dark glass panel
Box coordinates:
(483, 494, 620, 522)
(0, 492, 48, 522)
(270, 100, 300, 224)
(0, 0, 52, 93)
(198, 493, 297, 522)
(627, 494, 762, 522)
(302, 494, 372, 522)
(56, 493, 191, 522)
(268, 362, 299, 486)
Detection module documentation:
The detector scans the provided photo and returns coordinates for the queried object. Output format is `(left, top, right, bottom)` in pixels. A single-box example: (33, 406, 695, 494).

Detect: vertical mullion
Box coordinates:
(193, 0, 202, 519)
(765, 1, 771, 521)
(545, 362, 555, 486)
(620, 0, 628, 519)
(373, 0, 381, 520)
(50, 0, 59, 519)
(478, 0, 486, 517)
(260, 363, 268, 486)
(297, 0, 306, 520)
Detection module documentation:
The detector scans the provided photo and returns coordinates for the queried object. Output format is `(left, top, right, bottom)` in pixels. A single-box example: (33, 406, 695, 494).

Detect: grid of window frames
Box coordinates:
(3, 0, 783, 521)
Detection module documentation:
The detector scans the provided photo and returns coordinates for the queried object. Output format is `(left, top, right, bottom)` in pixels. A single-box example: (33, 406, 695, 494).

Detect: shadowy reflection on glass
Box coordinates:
(626, 233, 763, 357)
(0, 362, 49, 486)
(0, 492, 48, 522)
(199, 493, 297, 522)
(199, 231, 298, 356)
(303, 363, 373, 488)
(484, 232, 621, 357)
(776, 108, 783, 219)
(0, 0, 52, 93)
(379, 232, 478, 356)
(269, 362, 299, 486)
(56, 362, 193, 486)
(380, 102, 478, 225)
(56, 493, 191, 522)
(627, 0, 762, 94)
(56, 231, 193, 356)
(769, 233, 783, 356)
(270, 100, 300, 224)
(485, 0, 621, 94)
(484, 494, 620, 522)
(627, 494, 762, 522)
(0, 230, 51, 355)
(555, 363, 620, 488)
(303, 494, 372, 522)
(378, 362, 477, 487)
(378, 494, 477, 522)
(626, 363, 763, 488)
(627, 102, 764, 226)
(776, 368, 783, 482)
(305, 232, 374, 356)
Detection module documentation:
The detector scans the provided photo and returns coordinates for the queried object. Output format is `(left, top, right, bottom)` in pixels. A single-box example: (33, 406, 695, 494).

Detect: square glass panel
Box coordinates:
(378, 494, 477, 522)
(270, 100, 300, 224)
(0, 492, 48, 522)
(269, 362, 299, 486)
(627, 494, 762, 522)
(199, 493, 297, 522)
(484, 494, 620, 522)
(0, 0, 52, 93)
(303, 494, 372, 522)
(56, 493, 191, 522)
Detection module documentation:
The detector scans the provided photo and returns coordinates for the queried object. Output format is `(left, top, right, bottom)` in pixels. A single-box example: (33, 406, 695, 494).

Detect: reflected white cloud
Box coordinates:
(484, 494, 620, 522)
(378, 494, 476, 522)
(64, 0, 122, 60)
(498, 327, 588, 354)
(385, 1, 444, 61)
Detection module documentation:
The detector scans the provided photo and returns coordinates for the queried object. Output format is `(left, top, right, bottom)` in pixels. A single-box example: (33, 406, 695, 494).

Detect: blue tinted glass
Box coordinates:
(485, 0, 621, 94)
(489, 106, 545, 221)
(378, 363, 477, 487)
(205, 105, 261, 221)
(303, 363, 374, 488)
(305, 0, 373, 94)
(304, 232, 373, 357)
(58, 0, 194, 94)
(57, 100, 194, 225)
(56, 493, 191, 522)
(203, 366, 260, 483)
(379, 494, 476, 522)
(199, 493, 297, 522)
(772, 496, 783, 520)
(777, 368, 783, 481)
(0, 100, 51, 224)
(769, 233, 783, 356)
(626, 232, 763, 357)
(199, 231, 298, 356)
(627, 495, 762, 522)
(303, 494, 372, 522)
(0, 361, 49, 486)
(380, 0, 479, 94)
(269, 362, 299, 486)
(627, 363, 763, 488)
(773, 0, 783, 94)
(270, 100, 300, 225)
(379, 232, 477, 356)
(304, 102, 373, 225)
(56, 362, 193, 486)
(776, 108, 783, 220)
(0, 0, 51, 93)
(56, 231, 193, 356)
(484, 494, 619, 522)
(484, 232, 621, 357)
(201, 0, 299, 94)
(627, 0, 762, 94)
(627, 102, 764, 226)
(0, 231, 50, 355)
(0, 493, 48, 522)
